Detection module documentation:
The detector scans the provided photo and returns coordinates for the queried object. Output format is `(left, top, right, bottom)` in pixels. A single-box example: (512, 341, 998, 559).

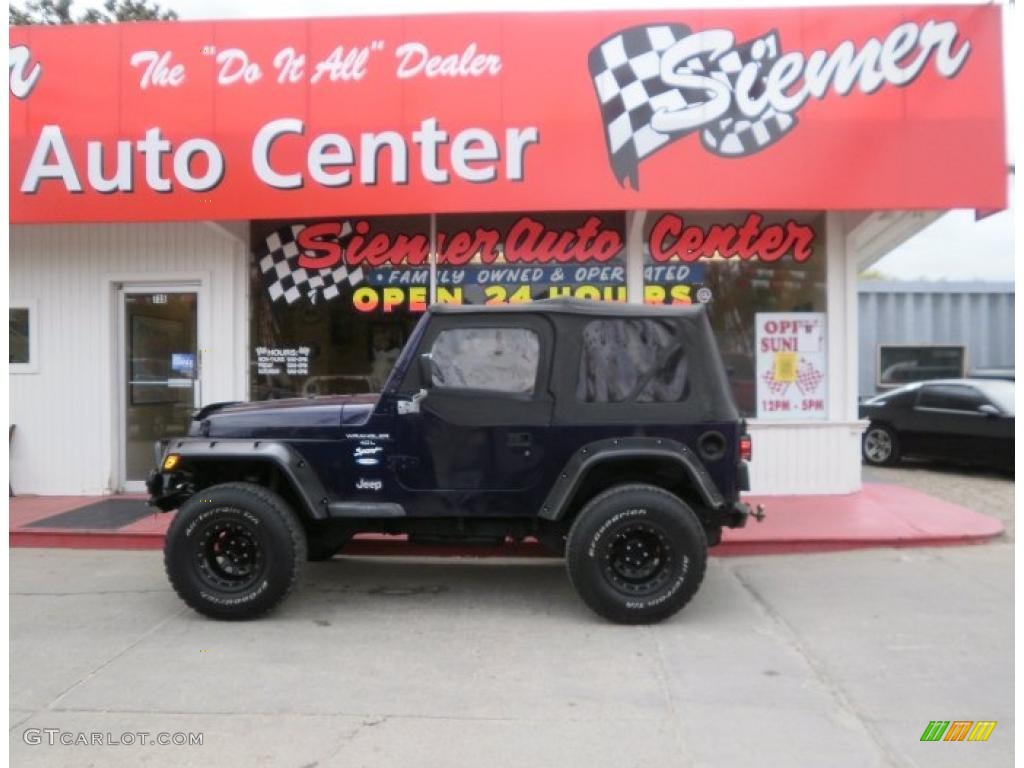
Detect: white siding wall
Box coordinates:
(10, 222, 249, 495)
(747, 422, 865, 494)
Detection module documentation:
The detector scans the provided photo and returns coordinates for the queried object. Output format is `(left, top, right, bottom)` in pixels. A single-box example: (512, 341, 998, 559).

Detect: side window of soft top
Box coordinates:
(429, 326, 540, 395)
(576, 319, 690, 403)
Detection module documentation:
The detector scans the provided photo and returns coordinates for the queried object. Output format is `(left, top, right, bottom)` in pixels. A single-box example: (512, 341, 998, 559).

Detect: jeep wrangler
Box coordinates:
(149, 299, 761, 624)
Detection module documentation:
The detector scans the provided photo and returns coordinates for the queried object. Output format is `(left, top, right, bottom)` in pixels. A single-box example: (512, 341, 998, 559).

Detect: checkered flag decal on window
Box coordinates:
(588, 24, 799, 189)
(796, 358, 824, 394)
(761, 368, 790, 397)
(257, 223, 364, 305)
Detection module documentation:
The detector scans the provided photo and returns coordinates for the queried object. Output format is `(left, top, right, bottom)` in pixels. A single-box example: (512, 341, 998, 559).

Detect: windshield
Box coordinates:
(979, 380, 1015, 415)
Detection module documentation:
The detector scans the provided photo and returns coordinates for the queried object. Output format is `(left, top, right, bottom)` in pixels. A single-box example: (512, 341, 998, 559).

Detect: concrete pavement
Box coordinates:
(10, 542, 1013, 767)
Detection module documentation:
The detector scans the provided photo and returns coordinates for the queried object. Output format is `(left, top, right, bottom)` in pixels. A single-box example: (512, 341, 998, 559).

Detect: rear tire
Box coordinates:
(566, 483, 707, 624)
(164, 482, 307, 620)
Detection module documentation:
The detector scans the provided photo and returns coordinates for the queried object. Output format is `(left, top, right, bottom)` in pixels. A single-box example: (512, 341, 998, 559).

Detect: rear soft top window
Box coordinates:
(577, 319, 689, 403)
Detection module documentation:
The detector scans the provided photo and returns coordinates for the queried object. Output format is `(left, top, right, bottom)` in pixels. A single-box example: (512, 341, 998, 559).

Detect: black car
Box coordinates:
(148, 299, 761, 624)
(859, 378, 1014, 471)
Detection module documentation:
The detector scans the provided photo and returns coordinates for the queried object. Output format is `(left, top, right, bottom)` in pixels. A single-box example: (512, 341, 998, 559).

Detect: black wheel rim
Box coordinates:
(193, 512, 266, 592)
(602, 521, 674, 596)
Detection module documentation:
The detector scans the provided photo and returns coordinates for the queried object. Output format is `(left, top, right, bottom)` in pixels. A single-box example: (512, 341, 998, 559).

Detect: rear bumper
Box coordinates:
(723, 500, 765, 529)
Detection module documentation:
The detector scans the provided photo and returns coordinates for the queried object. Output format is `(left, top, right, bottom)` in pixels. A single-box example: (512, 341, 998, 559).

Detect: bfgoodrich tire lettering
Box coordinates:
(566, 484, 707, 624)
(164, 482, 307, 620)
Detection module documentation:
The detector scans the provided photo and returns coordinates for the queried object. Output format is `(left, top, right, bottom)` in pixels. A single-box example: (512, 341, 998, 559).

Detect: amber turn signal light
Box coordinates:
(162, 454, 181, 471)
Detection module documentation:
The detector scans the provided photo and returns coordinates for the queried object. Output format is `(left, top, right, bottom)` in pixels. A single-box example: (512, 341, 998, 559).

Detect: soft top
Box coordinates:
(428, 298, 708, 319)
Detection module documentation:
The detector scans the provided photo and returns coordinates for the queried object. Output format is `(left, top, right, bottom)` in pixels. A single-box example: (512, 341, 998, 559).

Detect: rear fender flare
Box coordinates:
(538, 437, 725, 521)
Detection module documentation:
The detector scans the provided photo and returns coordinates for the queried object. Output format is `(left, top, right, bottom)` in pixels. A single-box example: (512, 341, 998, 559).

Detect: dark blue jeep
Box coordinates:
(149, 299, 760, 623)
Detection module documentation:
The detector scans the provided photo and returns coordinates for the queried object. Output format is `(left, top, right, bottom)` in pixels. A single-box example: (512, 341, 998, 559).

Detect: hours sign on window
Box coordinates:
(755, 313, 826, 420)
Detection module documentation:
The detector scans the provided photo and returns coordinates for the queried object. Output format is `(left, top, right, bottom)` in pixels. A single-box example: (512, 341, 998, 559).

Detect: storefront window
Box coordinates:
(434, 211, 626, 305)
(878, 345, 965, 387)
(9, 307, 30, 365)
(643, 211, 827, 416)
(249, 211, 629, 399)
(249, 216, 429, 399)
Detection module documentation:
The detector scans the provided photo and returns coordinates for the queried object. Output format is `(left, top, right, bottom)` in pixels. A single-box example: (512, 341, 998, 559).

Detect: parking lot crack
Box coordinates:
(644, 626, 695, 768)
(41, 607, 187, 712)
(729, 566, 905, 768)
(305, 716, 387, 767)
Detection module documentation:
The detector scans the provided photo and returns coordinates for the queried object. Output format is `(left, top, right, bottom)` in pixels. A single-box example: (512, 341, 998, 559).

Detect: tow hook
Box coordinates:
(751, 504, 767, 523)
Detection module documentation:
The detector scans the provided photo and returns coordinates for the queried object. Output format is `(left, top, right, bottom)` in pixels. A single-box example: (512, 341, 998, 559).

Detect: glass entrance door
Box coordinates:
(121, 288, 199, 485)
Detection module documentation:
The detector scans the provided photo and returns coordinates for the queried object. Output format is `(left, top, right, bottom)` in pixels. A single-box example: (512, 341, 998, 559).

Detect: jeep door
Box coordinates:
(391, 314, 555, 516)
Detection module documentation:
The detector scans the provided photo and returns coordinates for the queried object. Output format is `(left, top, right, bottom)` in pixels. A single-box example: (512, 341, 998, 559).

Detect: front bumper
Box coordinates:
(146, 469, 189, 512)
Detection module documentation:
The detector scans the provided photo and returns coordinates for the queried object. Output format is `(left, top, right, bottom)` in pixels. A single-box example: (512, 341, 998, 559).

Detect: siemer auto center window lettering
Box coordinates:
(434, 211, 626, 304)
(642, 211, 826, 417)
(250, 211, 625, 400)
(251, 215, 428, 399)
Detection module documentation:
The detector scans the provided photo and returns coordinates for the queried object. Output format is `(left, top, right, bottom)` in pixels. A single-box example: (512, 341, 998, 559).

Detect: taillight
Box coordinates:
(739, 435, 752, 462)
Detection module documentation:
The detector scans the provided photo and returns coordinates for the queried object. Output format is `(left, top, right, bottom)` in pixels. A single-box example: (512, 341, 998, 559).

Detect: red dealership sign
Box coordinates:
(8, 6, 1006, 223)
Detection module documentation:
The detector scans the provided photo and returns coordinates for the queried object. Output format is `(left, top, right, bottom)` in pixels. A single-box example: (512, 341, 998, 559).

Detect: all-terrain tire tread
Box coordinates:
(565, 483, 707, 624)
(163, 482, 307, 620)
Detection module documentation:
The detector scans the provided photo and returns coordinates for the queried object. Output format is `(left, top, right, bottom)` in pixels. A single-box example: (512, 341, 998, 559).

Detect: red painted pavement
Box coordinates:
(7, 483, 1003, 555)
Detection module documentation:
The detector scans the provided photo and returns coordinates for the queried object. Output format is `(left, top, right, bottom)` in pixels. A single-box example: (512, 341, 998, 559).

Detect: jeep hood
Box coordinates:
(192, 394, 379, 438)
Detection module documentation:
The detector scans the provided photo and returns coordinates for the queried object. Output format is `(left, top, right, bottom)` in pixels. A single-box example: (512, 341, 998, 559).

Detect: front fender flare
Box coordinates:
(157, 438, 331, 520)
(537, 437, 725, 521)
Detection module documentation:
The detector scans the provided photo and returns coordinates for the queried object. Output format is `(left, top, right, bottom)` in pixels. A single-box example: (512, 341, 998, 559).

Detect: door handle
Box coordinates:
(507, 432, 532, 449)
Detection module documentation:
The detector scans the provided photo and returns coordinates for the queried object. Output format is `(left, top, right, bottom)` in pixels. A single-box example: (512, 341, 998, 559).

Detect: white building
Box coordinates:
(8, 7, 1007, 497)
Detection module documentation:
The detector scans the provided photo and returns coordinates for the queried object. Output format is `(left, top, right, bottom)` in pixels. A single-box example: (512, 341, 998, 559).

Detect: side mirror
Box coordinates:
(978, 403, 1001, 417)
(418, 353, 435, 388)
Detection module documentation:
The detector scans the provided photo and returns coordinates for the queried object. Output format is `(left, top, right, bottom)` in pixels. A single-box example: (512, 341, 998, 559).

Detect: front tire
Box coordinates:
(862, 423, 900, 466)
(164, 482, 307, 620)
(566, 484, 707, 624)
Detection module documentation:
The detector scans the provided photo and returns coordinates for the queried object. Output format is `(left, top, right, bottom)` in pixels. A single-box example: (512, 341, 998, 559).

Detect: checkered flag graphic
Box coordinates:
(796, 358, 824, 394)
(588, 24, 799, 188)
(761, 368, 790, 396)
(257, 222, 364, 305)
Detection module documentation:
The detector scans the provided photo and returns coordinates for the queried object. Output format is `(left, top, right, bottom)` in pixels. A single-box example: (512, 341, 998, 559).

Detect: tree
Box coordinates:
(10, 0, 177, 25)
(858, 269, 892, 282)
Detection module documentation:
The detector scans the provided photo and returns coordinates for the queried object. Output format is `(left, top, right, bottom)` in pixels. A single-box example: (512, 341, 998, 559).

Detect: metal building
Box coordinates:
(858, 281, 1015, 397)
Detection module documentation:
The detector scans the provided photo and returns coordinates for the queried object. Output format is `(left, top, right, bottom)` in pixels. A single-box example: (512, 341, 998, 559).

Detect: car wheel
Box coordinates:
(164, 482, 307, 620)
(862, 424, 900, 466)
(565, 483, 707, 625)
